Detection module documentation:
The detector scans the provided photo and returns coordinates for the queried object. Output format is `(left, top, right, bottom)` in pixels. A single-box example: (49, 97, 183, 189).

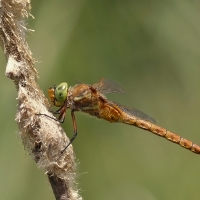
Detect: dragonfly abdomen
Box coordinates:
(122, 114, 200, 154)
(150, 124, 200, 154)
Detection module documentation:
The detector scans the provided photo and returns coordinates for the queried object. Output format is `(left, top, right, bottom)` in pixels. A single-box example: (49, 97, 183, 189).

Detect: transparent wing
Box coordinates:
(92, 78, 125, 94)
(109, 101, 156, 123)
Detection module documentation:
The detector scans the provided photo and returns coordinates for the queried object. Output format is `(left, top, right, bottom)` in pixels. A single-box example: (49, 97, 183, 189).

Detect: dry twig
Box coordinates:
(0, 1, 82, 199)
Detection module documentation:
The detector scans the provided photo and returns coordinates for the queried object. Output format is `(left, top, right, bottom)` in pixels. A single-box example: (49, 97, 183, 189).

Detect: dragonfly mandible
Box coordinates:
(44, 78, 200, 158)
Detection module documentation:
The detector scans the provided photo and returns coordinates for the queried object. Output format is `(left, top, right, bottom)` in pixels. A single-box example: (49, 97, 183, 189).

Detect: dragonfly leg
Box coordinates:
(35, 113, 59, 122)
(50, 106, 63, 114)
(57, 110, 77, 160)
(57, 105, 67, 123)
(36, 105, 67, 123)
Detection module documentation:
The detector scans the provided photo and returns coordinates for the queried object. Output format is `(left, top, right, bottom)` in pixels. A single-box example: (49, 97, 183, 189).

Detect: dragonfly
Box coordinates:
(44, 78, 200, 158)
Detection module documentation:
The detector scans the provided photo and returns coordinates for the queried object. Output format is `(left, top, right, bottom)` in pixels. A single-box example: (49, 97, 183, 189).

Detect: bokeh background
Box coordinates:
(1, 0, 200, 199)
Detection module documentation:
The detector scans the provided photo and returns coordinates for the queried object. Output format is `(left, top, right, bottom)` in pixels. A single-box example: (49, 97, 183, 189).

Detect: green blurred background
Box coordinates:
(1, 0, 200, 199)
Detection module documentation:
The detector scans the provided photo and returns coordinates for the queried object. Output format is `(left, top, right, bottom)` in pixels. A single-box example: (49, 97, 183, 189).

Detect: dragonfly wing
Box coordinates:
(109, 101, 156, 124)
(92, 78, 125, 94)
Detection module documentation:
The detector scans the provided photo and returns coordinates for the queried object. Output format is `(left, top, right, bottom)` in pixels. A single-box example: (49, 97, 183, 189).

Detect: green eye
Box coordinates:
(55, 82, 68, 102)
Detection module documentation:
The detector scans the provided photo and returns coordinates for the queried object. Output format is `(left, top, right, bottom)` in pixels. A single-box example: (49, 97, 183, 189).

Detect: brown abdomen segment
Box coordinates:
(121, 111, 200, 154)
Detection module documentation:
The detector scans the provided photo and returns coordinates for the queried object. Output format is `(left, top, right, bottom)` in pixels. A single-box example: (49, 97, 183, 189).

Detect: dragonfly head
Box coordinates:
(48, 82, 68, 107)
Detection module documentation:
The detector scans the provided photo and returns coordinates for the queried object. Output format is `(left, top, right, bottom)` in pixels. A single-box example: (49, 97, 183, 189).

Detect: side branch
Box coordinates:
(0, 1, 82, 200)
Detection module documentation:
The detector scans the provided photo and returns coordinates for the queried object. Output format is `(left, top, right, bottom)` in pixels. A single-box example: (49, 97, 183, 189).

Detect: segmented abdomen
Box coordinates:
(120, 110, 200, 154)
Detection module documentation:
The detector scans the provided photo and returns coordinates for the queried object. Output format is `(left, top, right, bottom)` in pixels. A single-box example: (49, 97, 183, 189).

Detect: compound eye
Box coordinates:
(55, 82, 68, 103)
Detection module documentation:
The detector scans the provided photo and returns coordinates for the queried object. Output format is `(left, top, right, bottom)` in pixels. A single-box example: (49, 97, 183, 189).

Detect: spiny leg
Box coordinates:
(57, 106, 67, 123)
(36, 113, 59, 122)
(57, 110, 78, 160)
(36, 105, 67, 123)
(51, 106, 63, 114)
